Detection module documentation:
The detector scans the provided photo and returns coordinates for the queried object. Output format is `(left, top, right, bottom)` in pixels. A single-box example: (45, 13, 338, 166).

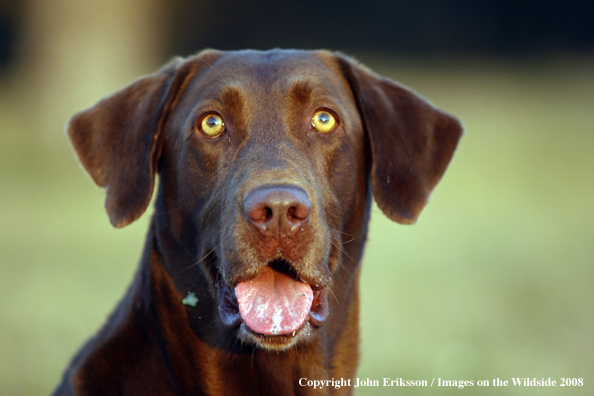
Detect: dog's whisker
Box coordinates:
(198, 57, 231, 87)
(327, 286, 339, 304)
(181, 242, 222, 272)
(179, 229, 224, 272)
(328, 243, 356, 291)
(331, 229, 359, 239)
(331, 229, 357, 245)
(331, 241, 360, 267)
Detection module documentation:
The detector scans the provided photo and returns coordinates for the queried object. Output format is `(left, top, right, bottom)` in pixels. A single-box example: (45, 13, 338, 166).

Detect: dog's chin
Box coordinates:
(237, 321, 314, 351)
(215, 275, 328, 352)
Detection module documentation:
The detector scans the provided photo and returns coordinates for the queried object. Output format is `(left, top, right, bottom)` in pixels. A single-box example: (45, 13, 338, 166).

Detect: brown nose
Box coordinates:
(244, 185, 311, 236)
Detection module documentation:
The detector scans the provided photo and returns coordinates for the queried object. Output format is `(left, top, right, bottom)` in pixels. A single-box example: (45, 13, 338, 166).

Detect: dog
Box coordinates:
(53, 49, 462, 395)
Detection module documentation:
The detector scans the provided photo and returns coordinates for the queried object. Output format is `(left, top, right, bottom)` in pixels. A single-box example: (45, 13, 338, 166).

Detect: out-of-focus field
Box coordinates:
(1, 56, 593, 395)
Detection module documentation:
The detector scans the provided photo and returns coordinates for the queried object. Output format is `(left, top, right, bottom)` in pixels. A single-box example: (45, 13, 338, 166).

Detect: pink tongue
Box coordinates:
(235, 266, 313, 335)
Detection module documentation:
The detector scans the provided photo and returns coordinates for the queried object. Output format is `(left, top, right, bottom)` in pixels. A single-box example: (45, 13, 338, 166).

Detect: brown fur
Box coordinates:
(54, 49, 462, 396)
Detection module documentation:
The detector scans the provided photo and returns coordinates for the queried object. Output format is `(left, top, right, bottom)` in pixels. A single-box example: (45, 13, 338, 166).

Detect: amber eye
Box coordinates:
(200, 114, 225, 137)
(311, 110, 337, 134)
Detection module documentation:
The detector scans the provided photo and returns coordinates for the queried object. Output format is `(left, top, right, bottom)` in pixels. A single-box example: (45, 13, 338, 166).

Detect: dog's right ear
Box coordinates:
(67, 52, 218, 228)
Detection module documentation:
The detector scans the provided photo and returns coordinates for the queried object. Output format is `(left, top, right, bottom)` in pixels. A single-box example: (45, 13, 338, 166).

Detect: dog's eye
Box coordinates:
(200, 114, 225, 137)
(311, 110, 337, 134)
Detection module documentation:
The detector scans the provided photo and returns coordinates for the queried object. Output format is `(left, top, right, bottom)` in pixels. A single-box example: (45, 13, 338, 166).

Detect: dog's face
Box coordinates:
(163, 51, 366, 350)
(67, 49, 461, 352)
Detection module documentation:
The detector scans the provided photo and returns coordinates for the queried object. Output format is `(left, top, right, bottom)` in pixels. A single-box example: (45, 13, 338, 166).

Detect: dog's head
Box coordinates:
(67, 49, 461, 351)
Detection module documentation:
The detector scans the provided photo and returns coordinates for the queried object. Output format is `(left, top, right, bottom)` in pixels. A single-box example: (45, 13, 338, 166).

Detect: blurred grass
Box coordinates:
(1, 56, 593, 395)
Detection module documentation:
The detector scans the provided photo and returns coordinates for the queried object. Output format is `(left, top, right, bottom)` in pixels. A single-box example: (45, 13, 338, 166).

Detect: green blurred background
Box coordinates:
(1, 1, 593, 395)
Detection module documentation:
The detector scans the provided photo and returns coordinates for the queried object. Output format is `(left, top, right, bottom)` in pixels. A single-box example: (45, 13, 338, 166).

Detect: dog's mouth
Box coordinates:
(215, 260, 328, 350)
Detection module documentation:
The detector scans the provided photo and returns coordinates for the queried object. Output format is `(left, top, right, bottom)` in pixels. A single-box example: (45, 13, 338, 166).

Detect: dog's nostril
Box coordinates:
(244, 185, 311, 236)
(287, 203, 310, 222)
(264, 207, 273, 221)
(245, 204, 272, 224)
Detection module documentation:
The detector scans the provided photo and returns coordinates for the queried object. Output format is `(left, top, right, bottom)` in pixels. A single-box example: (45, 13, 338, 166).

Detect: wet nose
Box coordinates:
(244, 185, 311, 236)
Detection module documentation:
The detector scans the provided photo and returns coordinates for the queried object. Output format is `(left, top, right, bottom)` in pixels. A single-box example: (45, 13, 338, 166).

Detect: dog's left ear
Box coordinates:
(67, 58, 192, 228)
(336, 55, 463, 224)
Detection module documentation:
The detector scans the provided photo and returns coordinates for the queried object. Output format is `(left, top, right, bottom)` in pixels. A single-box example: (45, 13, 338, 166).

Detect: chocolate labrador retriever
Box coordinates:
(54, 49, 461, 395)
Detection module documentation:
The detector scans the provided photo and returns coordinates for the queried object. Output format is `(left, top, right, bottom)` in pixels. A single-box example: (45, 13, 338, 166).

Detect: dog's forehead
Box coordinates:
(191, 49, 348, 97)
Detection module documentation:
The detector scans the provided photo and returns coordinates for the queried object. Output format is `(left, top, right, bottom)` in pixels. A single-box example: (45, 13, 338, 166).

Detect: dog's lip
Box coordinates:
(215, 268, 329, 335)
(215, 277, 243, 328)
(308, 289, 328, 326)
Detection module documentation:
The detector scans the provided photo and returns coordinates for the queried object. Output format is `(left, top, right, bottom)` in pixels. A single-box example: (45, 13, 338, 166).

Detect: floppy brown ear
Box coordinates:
(67, 58, 186, 228)
(336, 55, 463, 224)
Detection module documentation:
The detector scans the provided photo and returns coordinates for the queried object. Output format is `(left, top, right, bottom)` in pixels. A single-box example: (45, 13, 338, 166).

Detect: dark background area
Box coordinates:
(1, 0, 594, 69)
(167, 0, 594, 55)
